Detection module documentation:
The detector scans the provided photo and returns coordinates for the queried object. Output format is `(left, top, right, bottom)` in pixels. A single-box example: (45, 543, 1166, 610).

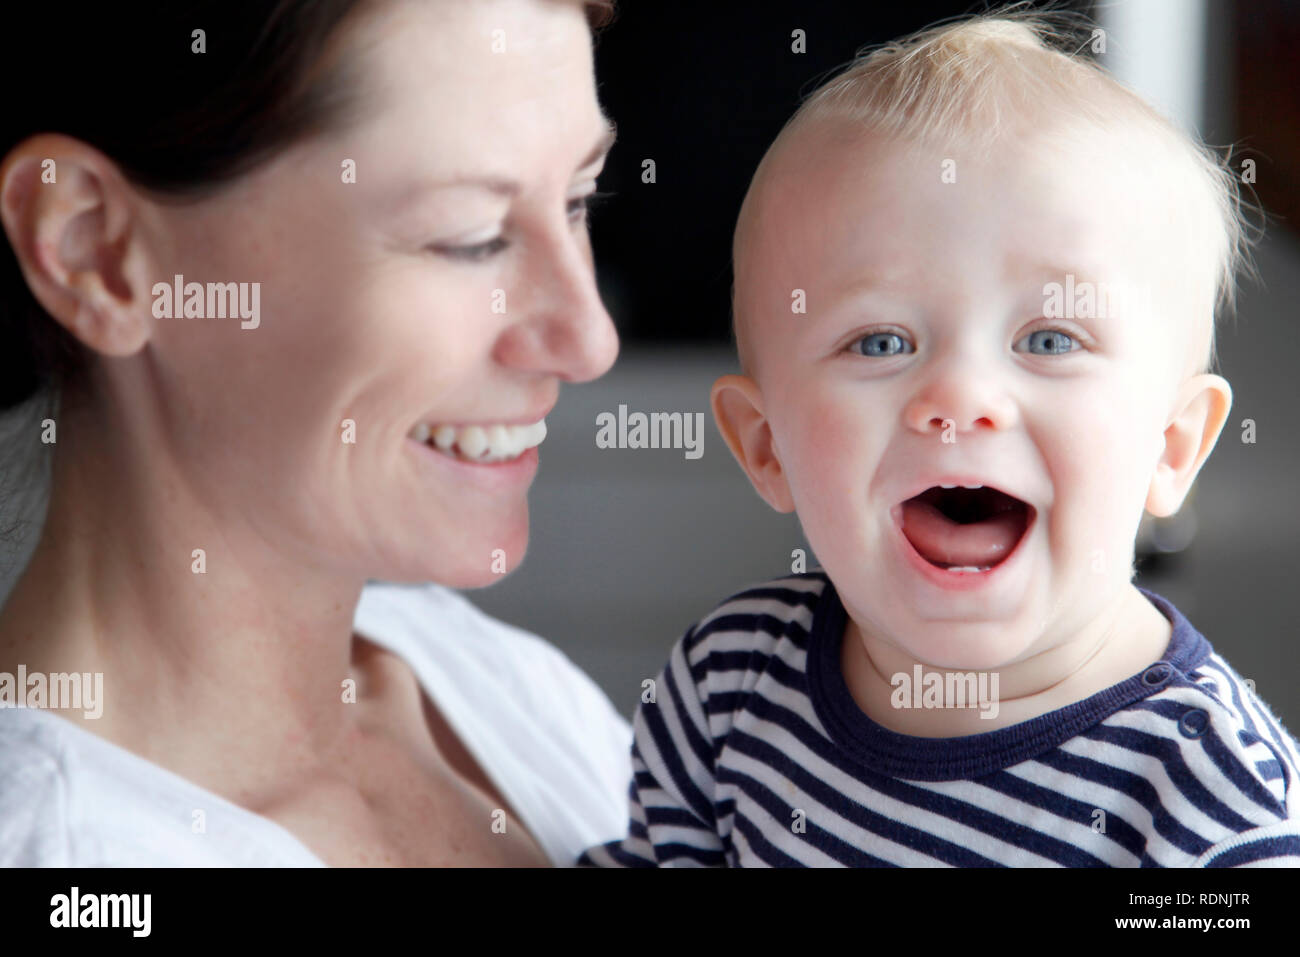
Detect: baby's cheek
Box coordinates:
(785, 396, 880, 495)
(1046, 387, 1156, 575)
(771, 398, 872, 557)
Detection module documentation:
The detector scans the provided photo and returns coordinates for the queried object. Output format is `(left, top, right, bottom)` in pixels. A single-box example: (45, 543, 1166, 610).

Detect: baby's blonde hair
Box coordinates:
(732, 3, 1257, 377)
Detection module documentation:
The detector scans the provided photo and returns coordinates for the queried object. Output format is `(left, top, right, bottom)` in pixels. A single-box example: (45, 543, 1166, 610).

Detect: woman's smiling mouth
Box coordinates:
(409, 419, 547, 464)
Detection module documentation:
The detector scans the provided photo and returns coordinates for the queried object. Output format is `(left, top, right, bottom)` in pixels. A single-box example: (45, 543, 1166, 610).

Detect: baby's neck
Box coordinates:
(840, 584, 1173, 738)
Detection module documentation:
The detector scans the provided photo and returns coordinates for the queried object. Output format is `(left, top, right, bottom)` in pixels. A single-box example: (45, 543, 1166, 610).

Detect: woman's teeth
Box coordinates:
(409, 419, 547, 463)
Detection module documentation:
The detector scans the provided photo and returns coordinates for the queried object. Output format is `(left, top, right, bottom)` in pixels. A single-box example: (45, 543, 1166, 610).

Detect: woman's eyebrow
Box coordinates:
(390, 120, 619, 206)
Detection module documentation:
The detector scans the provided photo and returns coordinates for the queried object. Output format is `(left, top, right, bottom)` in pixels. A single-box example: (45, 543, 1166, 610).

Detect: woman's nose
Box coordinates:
(902, 360, 1019, 436)
(494, 227, 619, 383)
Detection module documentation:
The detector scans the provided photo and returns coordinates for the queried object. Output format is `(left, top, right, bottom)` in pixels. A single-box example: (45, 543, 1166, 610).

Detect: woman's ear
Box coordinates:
(1146, 373, 1232, 517)
(0, 133, 153, 357)
(710, 373, 795, 513)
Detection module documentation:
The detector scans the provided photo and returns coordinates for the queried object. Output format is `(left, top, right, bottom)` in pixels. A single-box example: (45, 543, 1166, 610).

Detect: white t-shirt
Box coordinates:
(0, 582, 633, 866)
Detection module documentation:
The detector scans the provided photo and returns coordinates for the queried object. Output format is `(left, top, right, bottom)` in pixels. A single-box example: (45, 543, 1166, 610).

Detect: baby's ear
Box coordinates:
(710, 374, 795, 513)
(1145, 373, 1233, 517)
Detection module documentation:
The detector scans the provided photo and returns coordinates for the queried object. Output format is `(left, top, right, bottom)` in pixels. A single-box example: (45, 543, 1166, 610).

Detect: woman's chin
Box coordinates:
(386, 528, 531, 589)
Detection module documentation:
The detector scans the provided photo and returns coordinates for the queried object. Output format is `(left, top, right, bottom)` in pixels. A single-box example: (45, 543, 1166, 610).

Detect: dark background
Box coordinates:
(588, 0, 1094, 344)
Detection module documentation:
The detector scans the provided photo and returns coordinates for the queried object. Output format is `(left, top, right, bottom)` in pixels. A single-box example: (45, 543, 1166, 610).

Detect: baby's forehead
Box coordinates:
(742, 116, 1198, 286)
(733, 115, 1214, 375)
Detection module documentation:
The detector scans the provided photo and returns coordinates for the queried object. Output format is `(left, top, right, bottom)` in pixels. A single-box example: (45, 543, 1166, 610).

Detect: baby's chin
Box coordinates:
(844, 577, 1060, 671)
(853, 566, 1127, 672)
(884, 617, 1046, 672)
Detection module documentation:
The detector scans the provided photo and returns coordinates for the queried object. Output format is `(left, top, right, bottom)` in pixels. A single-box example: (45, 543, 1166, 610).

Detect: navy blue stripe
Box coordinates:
(723, 728, 1003, 866)
(1205, 659, 1273, 754)
(635, 691, 716, 828)
(979, 768, 1141, 864)
(719, 764, 895, 866)
(709, 579, 825, 616)
(644, 806, 707, 830)
(1082, 724, 1260, 832)
(729, 812, 809, 867)
(735, 676, 1124, 864)
(688, 613, 813, 663)
(714, 794, 736, 826)
(1197, 719, 1289, 818)
(1130, 698, 1197, 721)
(1131, 698, 1288, 815)
(1254, 756, 1283, 785)
(661, 643, 717, 784)
(653, 842, 727, 866)
(1035, 747, 1210, 856)
(577, 840, 656, 868)
(1202, 833, 1300, 868)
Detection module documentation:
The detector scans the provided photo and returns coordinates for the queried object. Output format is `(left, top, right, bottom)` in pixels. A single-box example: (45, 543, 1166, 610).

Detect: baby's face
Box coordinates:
(723, 120, 1229, 669)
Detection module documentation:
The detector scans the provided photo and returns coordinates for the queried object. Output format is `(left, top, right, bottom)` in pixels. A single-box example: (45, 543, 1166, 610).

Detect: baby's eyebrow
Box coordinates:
(1024, 264, 1105, 284)
(818, 273, 913, 317)
(1007, 246, 1113, 283)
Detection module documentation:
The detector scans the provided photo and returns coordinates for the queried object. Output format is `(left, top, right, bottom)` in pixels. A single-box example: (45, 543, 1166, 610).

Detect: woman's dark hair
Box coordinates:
(0, 0, 614, 412)
(0, 0, 365, 410)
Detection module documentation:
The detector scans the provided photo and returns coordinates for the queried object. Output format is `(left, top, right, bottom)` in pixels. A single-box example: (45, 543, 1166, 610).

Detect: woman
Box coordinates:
(0, 0, 629, 866)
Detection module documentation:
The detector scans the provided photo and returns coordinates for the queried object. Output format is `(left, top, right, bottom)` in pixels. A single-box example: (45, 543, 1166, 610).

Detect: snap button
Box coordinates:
(1142, 663, 1172, 686)
(1179, 708, 1209, 739)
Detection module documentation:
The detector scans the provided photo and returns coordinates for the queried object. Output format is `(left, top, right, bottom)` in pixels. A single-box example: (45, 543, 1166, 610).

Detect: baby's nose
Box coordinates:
(902, 370, 1019, 435)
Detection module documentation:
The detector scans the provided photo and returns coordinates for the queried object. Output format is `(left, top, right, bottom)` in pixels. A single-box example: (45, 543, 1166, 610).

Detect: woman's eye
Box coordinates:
(1015, 328, 1079, 355)
(568, 190, 613, 224)
(852, 332, 914, 357)
(436, 192, 613, 260)
(437, 236, 509, 262)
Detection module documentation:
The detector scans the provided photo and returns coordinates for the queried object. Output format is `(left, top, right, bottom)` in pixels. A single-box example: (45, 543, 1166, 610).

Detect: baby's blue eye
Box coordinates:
(853, 332, 914, 357)
(1016, 329, 1078, 355)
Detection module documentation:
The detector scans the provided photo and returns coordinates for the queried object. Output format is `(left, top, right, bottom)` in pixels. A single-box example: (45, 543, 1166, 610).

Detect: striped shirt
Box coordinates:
(579, 571, 1300, 867)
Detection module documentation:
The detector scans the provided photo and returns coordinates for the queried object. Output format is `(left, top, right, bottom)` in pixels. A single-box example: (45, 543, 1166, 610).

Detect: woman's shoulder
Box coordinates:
(0, 708, 323, 867)
(355, 581, 625, 719)
(354, 581, 634, 862)
(0, 711, 71, 865)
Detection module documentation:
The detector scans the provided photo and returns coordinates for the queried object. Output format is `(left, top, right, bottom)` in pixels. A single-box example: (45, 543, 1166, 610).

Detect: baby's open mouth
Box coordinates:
(897, 486, 1034, 571)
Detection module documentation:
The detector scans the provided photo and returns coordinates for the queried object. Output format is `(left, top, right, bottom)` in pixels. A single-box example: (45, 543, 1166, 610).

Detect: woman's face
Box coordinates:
(133, 0, 618, 587)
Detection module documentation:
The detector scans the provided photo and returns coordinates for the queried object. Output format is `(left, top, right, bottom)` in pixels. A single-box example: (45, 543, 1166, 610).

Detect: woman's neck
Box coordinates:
(0, 397, 369, 797)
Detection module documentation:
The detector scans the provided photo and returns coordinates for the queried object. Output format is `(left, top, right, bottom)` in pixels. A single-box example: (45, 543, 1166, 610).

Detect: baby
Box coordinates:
(580, 11, 1300, 866)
